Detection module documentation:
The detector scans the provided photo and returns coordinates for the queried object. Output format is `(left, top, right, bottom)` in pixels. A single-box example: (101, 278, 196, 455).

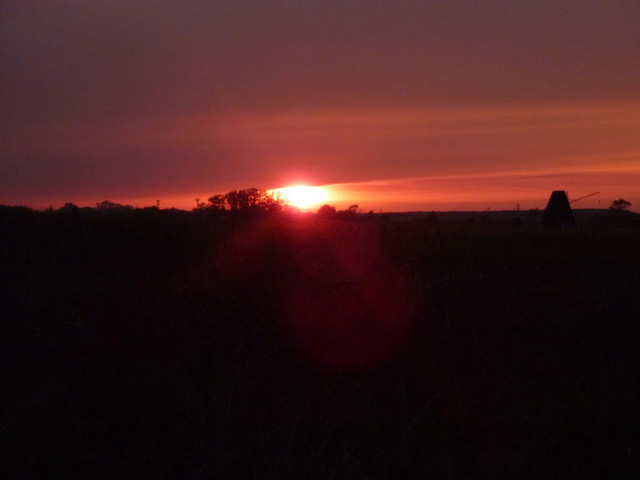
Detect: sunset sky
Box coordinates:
(1, 1, 638, 211)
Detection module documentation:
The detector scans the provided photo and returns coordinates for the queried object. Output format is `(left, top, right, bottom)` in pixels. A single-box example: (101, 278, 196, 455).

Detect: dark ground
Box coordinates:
(2, 206, 639, 478)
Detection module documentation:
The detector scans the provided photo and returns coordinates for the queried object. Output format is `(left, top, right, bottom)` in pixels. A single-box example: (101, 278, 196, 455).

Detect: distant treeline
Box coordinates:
(1, 202, 636, 227)
(1, 187, 363, 218)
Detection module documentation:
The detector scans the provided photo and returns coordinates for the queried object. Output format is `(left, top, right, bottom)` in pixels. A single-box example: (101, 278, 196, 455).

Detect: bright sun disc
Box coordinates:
(274, 185, 328, 209)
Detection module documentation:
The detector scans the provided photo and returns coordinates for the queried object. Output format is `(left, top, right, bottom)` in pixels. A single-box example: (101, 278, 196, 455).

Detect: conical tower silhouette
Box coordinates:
(542, 191, 575, 225)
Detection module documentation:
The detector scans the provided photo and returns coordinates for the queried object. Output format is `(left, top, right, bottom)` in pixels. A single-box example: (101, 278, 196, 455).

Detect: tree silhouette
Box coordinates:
(336, 204, 359, 219)
(609, 198, 631, 211)
(207, 194, 226, 211)
(205, 188, 286, 213)
(96, 200, 130, 211)
(317, 204, 337, 218)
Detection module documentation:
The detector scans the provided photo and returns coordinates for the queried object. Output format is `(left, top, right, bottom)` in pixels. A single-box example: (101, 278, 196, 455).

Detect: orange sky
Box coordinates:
(1, 2, 639, 211)
(10, 101, 635, 212)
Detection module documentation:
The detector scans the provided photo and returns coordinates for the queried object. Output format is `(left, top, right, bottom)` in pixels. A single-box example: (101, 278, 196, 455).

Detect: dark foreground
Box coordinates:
(2, 207, 639, 478)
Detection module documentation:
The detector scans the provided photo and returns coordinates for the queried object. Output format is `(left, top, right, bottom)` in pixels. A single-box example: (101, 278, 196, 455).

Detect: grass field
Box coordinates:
(2, 206, 639, 478)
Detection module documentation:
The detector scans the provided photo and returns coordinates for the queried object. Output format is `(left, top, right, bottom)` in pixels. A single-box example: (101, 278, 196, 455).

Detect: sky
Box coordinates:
(1, 0, 639, 211)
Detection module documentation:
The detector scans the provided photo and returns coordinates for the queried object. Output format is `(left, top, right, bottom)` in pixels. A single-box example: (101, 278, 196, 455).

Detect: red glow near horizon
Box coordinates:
(95, 156, 639, 214)
(2, 101, 637, 212)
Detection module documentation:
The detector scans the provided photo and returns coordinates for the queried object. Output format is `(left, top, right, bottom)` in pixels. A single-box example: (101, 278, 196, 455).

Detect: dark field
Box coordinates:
(2, 206, 639, 478)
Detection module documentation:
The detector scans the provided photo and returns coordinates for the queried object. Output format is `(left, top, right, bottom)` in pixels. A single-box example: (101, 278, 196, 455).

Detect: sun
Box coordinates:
(273, 185, 329, 210)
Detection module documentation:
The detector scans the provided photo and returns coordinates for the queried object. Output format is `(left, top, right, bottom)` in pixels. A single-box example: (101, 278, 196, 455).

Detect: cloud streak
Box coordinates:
(326, 157, 640, 211)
